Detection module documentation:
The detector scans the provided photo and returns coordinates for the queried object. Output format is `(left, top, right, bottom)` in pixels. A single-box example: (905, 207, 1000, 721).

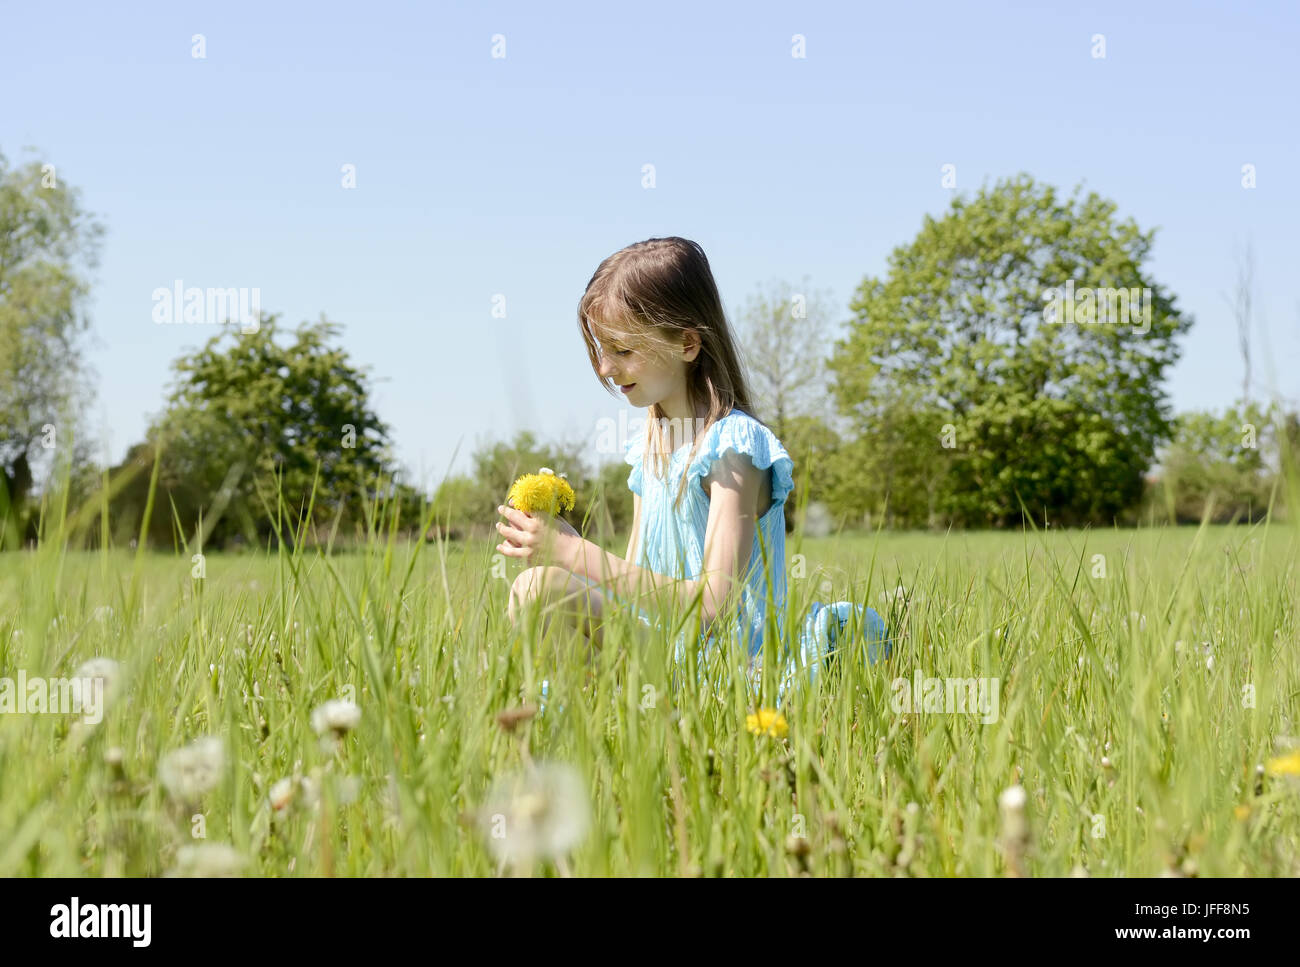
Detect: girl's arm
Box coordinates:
(625, 493, 642, 563)
(563, 450, 763, 633)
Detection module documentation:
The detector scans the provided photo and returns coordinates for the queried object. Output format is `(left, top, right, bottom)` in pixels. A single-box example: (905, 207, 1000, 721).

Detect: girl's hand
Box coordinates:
(496, 503, 579, 564)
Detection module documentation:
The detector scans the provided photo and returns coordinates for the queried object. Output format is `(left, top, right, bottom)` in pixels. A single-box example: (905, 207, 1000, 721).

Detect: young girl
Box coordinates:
(495, 236, 891, 698)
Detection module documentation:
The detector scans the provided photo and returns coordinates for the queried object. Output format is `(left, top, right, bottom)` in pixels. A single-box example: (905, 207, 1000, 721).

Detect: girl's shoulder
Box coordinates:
(688, 407, 794, 500)
(620, 407, 794, 493)
(700, 407, 790, 458)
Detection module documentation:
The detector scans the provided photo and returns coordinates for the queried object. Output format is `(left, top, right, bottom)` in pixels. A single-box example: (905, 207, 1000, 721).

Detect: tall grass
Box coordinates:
(0, 461, 1297, 876)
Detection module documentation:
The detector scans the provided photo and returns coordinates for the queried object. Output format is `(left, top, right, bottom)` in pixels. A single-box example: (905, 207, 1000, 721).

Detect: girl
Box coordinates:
(495, 236, 891, 698)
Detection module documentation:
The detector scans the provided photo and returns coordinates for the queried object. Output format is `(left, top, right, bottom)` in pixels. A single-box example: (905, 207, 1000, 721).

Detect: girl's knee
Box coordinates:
(507, 566, 569, 622)
(508, 566, 542, 622)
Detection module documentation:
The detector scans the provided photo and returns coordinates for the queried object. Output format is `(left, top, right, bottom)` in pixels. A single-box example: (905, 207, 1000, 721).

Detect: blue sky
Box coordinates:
(3, 0, 1297, 491)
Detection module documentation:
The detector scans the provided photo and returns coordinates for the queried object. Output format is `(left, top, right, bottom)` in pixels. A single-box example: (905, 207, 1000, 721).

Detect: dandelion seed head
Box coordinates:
(334, 775, 361, 805)
(269, 777, 295, 811)
(999, 784, 1026, 811)
(311, 698, 361, 736)
(167, 843, 246, 877)
(480, 761, 591, 868)
(74, 656, 121, 691)
(158, 736, 225, 801)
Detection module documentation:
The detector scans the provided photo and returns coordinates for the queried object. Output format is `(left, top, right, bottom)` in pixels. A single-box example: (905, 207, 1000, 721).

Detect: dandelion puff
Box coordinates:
(479, 761, 591, 872)
(997, 784, 1029, 877)
(270, 769, 328, 814)
(310, 699, 361, 737)
(333, 775, 361, 805)
(167, 843, 246, 877)
(71, 656, 122, 725)
(158, 736, 225, 802)
(268, 777, 295, 812)
(381, 773, 402, 824)
(74, 656, 121, 693)
(299, 773, 321, 808)
(878, 585, 911, 606)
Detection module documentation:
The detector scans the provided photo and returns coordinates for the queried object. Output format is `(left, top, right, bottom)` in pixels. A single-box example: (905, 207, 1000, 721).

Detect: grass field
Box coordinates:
(1, 521, 1297, 876)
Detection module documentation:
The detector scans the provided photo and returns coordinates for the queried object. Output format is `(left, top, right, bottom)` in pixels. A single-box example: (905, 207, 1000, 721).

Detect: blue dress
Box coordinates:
(616, 406, 891, 700)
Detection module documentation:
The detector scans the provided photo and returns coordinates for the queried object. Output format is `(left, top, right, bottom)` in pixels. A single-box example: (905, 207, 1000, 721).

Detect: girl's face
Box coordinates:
(596, 331, 699, 410)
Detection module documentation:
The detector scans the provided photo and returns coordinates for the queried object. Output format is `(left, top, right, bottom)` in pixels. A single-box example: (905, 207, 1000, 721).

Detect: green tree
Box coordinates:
(1152, 401, 1285, 524)
(734, 276, 837, 442)
(0, 151, 104, 543)
(776, 412, 843, 533)
(820, 395, 946, 529)
(128, 313, 401, 547)
(829, 174, 1193, 527)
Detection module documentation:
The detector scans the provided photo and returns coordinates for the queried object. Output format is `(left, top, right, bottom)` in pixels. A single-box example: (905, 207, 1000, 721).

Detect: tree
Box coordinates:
(1152, 402, 1285, 524)
(0, 151, 104, 543)
(734, 276, 837, 442)
(828, 174, 1193, 528)
(774, 412, 842, 533)
(820, 395, 946, 529)
(123, 313, 402, 547)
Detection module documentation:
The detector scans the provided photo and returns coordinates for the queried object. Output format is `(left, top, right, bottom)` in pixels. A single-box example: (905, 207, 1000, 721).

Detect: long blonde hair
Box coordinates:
(577, 237, 767, 512)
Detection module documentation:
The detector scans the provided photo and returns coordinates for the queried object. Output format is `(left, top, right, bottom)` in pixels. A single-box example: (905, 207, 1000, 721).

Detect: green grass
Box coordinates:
(1, 521, 1297, 876)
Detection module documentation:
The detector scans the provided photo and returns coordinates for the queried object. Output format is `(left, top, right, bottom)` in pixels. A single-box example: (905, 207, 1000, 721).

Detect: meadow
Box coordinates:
(1, 521, 1297, 876)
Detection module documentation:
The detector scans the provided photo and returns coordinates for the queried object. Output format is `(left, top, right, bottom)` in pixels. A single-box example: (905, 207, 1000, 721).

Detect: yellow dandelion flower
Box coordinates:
(507, 468, 576, 515)
(746, 708, 789, 738)
(1233, 804, 1251, 821)
(1265, 750, 1300, 777)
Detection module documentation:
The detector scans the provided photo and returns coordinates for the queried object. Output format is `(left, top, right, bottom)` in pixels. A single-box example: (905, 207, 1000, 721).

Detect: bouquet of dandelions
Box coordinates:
(506, 467, 576, 516)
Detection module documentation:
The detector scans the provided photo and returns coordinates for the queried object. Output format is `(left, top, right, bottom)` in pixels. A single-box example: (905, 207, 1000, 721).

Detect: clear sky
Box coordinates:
(3, 0, 1297, 492)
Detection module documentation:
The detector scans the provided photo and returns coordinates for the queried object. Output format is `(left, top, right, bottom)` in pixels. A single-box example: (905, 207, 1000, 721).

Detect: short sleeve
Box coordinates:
(622, 434, 644, 496)
(687, 411, 794, 508)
